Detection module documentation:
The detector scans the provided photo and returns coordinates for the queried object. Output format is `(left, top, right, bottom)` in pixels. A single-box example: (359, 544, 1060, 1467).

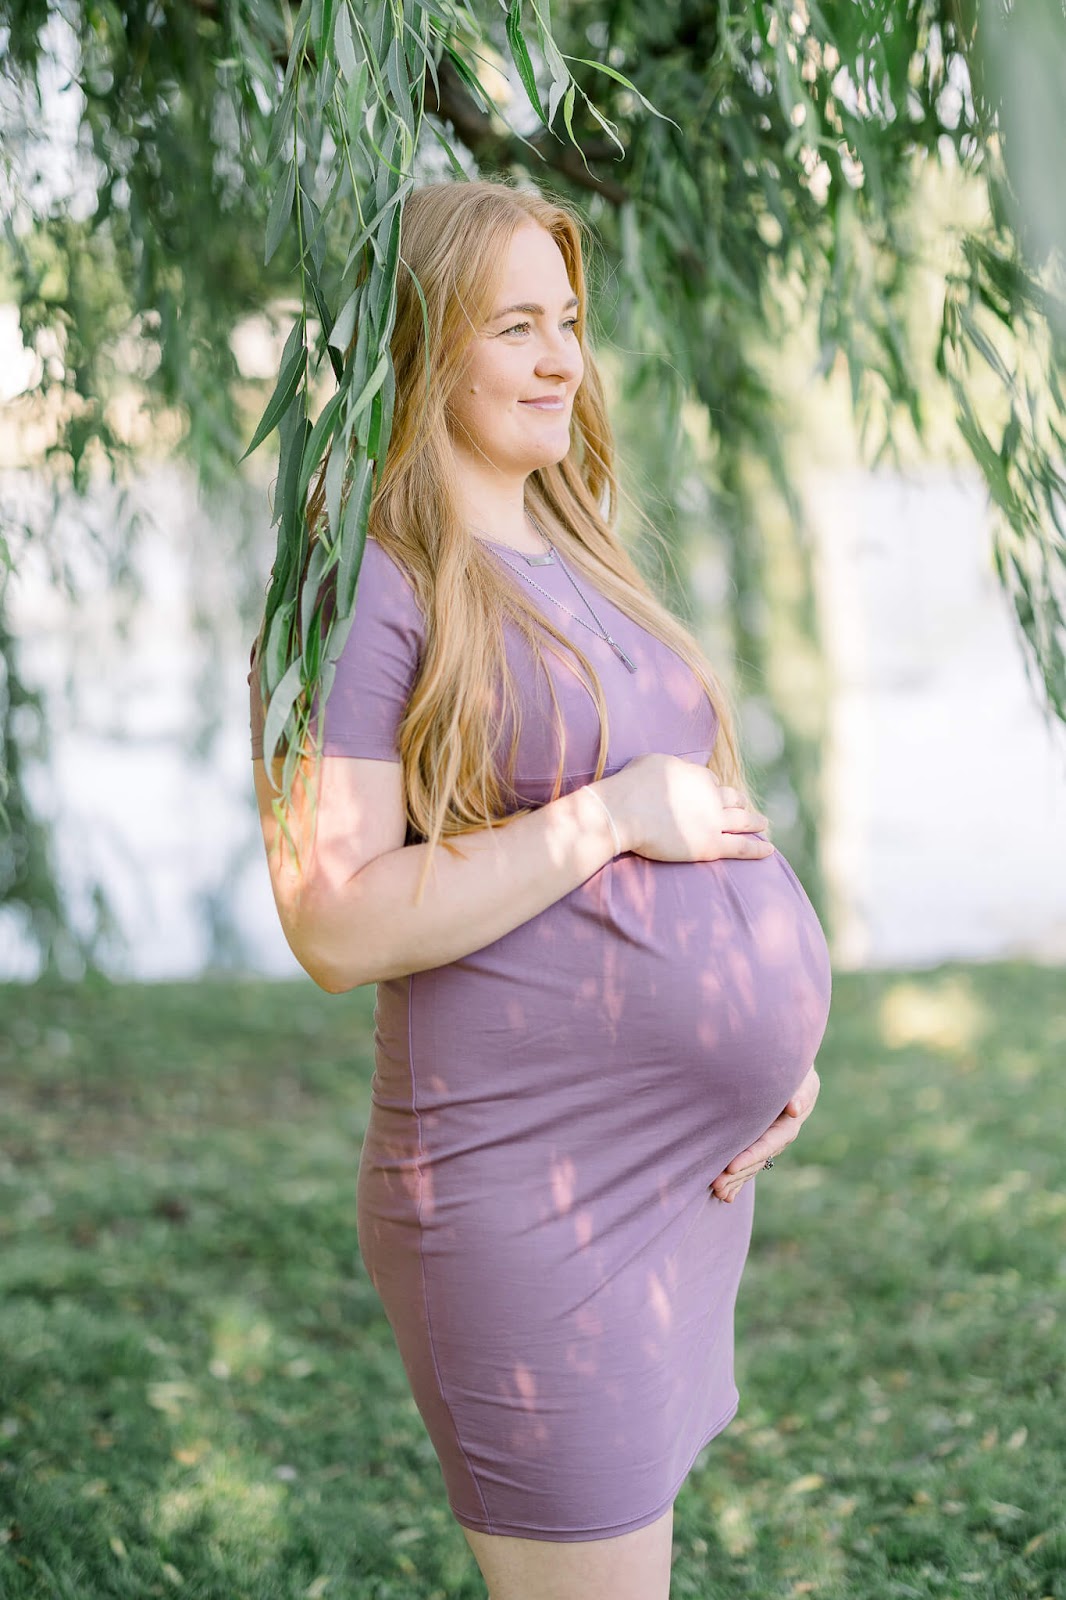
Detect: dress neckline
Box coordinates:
(473, 532, 555, 559)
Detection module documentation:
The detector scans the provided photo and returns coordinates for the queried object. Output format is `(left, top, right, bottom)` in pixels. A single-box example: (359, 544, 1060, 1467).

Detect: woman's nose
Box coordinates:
(536, 333, 582, 381)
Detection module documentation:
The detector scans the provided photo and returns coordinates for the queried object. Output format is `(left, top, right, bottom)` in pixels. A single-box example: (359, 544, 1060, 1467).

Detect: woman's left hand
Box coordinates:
(709, 1063, 821, 1203)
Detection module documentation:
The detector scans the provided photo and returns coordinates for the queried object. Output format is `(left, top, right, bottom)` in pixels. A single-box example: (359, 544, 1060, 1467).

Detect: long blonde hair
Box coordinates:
(303, 177, 756, 902)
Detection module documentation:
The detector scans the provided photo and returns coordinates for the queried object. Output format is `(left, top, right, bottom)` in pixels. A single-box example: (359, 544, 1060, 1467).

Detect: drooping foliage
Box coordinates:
(2, 0, 1065, 964)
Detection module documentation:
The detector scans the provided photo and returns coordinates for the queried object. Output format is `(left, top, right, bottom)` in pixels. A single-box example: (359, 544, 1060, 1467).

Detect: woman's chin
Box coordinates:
(517, 437, 573, 473)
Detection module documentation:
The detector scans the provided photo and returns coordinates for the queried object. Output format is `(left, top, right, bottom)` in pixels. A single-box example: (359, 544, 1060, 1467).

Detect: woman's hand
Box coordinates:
(597, 753, 775, 864)
(709, 1063, 822, 1203)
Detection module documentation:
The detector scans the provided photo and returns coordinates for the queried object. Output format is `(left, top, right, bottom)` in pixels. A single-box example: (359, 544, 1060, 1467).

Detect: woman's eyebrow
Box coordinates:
(490, 294, 580, 320)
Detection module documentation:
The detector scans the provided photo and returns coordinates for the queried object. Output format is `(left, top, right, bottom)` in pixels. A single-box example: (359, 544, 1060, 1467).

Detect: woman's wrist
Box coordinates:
(585, 781, 625, 858)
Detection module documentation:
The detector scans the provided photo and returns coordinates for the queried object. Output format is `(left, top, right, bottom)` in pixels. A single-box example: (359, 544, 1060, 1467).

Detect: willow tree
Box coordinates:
(2, 0, 1065, 965)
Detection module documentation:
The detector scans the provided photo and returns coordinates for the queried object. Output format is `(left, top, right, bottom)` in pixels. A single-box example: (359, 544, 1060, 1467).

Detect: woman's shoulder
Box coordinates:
(359, 536, 423, 616)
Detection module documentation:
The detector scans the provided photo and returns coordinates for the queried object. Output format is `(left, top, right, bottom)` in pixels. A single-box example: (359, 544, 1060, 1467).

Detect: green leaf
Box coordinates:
(369, 204, 402, 332)
(506, 3, 546, 124)
(344, 59, 370, 131)
(266, 79, 297, 167)
(263, 597, 296, 689)
(330, 288, 360, 353)
(335, 456, 373, 615)
(960, 308, 1014, 388)
(297, 388, 345, 509)
(324, 422, 350, 540)
(561, 81, 578, 148)
(265, 161, 296, 265)
(400, 248, 432, 405)
(350, 352, 389, 432)
(335, 3, 358, 79)
(439, 42, 495, 114)
(403, 14, 439, 104)
(341, 176, 413, 279)
(261, 658, 305, 771)
(316, 0, 337, 65)
(423, 114, 472, 180)
(385, 36, 411, 119)
(366, 355, 395, 459)
(241, 321, 307, 460)
(561, 53, 679, 130)
(300, 537, 334, 653)
(581, 91, 625, 159)
(300, 188, 325, 277)
(307, 275, 343, 383)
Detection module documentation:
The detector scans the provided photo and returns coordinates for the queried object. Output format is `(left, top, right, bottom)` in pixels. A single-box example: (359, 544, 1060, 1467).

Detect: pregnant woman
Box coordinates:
(251, 177, 832, 1600)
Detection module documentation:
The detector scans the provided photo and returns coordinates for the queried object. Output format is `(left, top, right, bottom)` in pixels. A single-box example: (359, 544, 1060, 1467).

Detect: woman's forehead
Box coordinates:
(491, 226, 576, 301)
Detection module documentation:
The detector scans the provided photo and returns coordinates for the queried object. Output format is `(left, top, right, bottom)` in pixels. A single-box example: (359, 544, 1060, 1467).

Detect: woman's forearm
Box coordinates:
(294, 779, 621, 991)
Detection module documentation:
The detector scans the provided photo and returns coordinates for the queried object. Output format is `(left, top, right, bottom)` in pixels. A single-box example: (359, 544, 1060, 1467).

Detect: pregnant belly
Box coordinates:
(594, 848, 832, 1166)
(376, 847, 832, 1198)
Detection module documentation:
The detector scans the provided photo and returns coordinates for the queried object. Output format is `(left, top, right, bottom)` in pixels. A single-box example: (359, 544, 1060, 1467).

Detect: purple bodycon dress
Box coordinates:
(250, 535, 832, 1542)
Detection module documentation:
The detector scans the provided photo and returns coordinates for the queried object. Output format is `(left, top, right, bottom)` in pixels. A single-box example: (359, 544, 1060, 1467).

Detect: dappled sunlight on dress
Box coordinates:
(249, 535, 832, 1542)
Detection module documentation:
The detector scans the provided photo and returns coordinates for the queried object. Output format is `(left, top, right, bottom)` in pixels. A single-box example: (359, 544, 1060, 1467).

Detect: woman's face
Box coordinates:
(447, 223, 585, 481)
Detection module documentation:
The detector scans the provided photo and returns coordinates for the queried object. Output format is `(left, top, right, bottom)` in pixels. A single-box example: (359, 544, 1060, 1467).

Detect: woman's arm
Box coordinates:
(253, 754, 620, 992)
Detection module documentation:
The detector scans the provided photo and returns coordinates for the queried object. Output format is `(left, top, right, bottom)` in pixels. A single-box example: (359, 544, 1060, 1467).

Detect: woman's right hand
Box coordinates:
(595, 752, 776, 863)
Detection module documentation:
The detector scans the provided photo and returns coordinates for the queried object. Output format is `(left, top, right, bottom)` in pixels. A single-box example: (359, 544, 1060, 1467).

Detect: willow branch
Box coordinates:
(425, 52, 629, 204)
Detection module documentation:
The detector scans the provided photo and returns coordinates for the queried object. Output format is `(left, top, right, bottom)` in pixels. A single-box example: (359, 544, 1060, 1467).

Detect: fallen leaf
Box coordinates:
(109, 1536, 127, 1560)
(1007, 1426, 1028, 1450)
(161, 1562, 183, 1585)
(305, 1579, 330, 1599)
(989, 1501, 1025, 1520)
(786, 1474, 825, 1496)
(147, 1383, 194, 1416)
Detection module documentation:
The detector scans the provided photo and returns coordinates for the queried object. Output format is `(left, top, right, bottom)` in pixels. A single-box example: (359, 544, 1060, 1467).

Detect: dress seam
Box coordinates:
(408, 973, 494, 1531)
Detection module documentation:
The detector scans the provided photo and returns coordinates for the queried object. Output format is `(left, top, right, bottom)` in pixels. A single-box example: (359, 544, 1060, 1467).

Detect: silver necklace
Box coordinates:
(477, 509, 638, 674)
(468, 508, 557, 566)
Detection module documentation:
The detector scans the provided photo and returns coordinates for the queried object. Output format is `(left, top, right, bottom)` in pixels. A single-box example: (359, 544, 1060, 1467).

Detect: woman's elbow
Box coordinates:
(295, 930, 374, 994)
(278, 890, 374, 993)
(309, 957, 370, 995)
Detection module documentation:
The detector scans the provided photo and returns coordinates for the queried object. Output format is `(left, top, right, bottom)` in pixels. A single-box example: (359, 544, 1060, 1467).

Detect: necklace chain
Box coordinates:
(474, 510, 638, 674)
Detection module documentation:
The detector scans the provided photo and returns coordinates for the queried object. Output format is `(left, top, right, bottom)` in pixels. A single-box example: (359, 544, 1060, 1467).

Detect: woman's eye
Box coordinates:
(503, 318, 580, 336)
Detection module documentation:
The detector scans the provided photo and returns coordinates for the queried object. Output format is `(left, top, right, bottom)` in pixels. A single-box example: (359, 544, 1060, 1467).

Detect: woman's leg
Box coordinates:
(459, 1503, 674, 1600)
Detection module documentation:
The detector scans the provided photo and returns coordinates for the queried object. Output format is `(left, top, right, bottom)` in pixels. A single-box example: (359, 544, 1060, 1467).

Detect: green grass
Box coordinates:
(1, 963, 1063, 1600)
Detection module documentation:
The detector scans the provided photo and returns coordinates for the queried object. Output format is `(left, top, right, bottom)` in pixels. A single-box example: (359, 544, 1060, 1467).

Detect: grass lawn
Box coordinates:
(0, 963, 1063, 1600)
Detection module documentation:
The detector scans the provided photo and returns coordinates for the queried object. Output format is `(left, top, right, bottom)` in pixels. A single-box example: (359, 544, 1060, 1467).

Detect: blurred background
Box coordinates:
(2, 5, 1064, 1600)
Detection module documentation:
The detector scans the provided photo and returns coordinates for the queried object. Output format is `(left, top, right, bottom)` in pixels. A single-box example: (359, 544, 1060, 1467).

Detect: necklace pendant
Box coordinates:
(523, 551, 556, 566)
(608, 636, 639, 673)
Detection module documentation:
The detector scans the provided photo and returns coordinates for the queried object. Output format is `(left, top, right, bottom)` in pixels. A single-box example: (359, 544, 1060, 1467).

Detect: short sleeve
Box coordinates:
(249, 537, 426, 762)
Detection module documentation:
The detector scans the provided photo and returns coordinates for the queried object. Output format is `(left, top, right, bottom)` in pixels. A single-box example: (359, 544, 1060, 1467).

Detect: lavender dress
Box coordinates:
(250, 535, 832, 1543)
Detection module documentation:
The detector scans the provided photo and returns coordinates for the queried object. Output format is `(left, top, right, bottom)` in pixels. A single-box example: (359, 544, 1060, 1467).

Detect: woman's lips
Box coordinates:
(520, 398, 567, 410)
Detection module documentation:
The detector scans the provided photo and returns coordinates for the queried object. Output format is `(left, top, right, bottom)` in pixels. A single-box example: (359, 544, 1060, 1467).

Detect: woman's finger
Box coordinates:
(786, 1064, 821, 1117)
(719, 804, 770, 832)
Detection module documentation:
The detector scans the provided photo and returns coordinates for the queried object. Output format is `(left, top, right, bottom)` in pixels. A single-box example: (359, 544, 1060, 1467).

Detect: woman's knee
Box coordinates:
(458, 1503, 674, 1600)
